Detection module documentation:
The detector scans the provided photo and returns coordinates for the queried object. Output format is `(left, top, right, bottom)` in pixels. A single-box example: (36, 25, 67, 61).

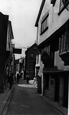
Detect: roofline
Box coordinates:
(8, 20, 14, 39)
(35, 0, 46, 27)
(0, 12, 9, 17)
(25, 43, 37, 53)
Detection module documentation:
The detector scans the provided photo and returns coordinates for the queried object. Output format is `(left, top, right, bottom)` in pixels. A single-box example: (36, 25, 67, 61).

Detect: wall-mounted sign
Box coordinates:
(13, 48, 22, 54)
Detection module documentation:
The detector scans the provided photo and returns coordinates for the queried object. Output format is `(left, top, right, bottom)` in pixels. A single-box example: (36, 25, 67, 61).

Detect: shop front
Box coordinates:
(39, 20, 69, 108)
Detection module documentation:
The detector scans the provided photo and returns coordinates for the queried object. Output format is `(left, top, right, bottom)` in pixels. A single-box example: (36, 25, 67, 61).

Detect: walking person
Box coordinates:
(8, 73, 13, 89)
(17, 72, 20, 83)
(26, 74, 29, 84)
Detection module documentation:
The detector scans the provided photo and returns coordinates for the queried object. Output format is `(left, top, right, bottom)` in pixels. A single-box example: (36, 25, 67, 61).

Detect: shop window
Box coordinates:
(59, 26, 69, 55)
(59, 30, 66, 54)
(40, 13, 49, 35)
(41, 45, 54, 67)
(43, 45, 50, 56)
(58, 0, 69, 15)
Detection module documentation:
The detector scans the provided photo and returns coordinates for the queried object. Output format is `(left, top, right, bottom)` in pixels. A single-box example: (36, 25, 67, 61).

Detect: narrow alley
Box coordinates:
(6, 79, 63, 115)
(0, 0, 68, 115)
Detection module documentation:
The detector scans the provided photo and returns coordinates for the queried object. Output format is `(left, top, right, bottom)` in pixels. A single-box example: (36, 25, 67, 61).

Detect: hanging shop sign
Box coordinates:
(13, 48, 22, 54)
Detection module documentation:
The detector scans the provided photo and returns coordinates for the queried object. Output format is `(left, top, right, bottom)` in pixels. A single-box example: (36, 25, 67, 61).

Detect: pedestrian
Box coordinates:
(8, 73, 13, 89)
(26, 74, 29, 84)
(17, 72, 20, 83)
(20, 71, 24, 79)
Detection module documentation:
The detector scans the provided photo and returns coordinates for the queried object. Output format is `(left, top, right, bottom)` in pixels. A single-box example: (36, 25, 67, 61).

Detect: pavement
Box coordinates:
(0, 79, 68, 115)
(0, 85, 14, 115)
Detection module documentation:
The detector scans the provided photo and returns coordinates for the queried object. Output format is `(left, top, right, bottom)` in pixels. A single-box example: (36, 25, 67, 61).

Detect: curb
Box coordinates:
(0, 86, 14, 115)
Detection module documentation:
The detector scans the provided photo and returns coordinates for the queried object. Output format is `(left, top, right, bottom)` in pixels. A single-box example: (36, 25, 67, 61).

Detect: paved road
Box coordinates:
(7, 79, 63, 115)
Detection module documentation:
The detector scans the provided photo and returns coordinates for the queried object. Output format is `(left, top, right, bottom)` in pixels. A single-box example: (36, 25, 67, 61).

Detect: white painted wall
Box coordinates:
(37, 0, 69, 70)
(37, 0, 69, 45)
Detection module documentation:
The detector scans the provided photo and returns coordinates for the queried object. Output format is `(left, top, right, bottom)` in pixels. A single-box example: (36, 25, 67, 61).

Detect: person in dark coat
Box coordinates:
(26, 75, 29, 84)
(8, 73, 13, 89)
(17, 72, 20, 83)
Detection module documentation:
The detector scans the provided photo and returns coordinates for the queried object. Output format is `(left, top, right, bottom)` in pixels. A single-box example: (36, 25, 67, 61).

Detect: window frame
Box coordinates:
(58, 0, 69, 15)
(40, 12, 49, 35)
(59, 26, 69, 55)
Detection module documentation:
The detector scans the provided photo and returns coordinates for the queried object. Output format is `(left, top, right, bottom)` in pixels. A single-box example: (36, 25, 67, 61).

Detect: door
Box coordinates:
(54, 74, 59, 102)
(63, 72, 68, 108)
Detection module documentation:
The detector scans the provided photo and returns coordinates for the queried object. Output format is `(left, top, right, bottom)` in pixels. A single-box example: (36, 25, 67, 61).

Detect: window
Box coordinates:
(59, 30, 66, 54)
(42, 45, 50, 56)
(59, 26, 69, 55)
(58, 0, 69, 15)
(50, 0, 56, 6)
(40, 13, 49, 35)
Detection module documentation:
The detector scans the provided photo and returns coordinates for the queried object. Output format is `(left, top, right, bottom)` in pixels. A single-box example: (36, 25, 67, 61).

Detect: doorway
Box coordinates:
(54, 74, 59, 102)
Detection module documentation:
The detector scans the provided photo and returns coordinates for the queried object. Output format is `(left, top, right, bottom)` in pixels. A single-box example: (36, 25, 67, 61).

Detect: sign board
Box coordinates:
(13, 48, 22, 54)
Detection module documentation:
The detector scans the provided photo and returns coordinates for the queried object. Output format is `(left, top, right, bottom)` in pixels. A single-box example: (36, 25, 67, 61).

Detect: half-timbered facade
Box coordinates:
(35, 0, 69, 110)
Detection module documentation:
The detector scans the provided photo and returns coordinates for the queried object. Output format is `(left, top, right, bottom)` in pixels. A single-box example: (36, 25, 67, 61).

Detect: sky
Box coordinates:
(0, 0, 42, 59)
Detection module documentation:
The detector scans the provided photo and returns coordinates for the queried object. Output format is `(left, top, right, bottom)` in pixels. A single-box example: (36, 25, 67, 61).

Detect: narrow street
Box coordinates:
(7, 79, 63, 115)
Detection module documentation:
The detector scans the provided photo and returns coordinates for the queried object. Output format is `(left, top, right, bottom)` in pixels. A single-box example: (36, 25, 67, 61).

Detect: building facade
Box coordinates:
(0, 12, 9, 92)
(6, 21, 14, 76)
(0, 12, 14, 92)
(35, 0, 69, 109)
(25, 43, 39, 80)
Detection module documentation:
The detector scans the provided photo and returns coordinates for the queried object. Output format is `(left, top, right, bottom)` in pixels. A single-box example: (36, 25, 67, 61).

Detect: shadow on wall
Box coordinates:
(54, 50, 69, 70)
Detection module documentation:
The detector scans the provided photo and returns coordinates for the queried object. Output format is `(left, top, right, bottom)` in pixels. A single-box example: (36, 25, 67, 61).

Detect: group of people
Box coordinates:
(7, 71, 23, 90)
(7, 70, 38, 90)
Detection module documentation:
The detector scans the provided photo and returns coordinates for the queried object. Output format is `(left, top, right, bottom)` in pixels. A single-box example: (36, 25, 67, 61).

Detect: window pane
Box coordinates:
(59, 29, 68, 54)
(41, 14, 49, 34)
